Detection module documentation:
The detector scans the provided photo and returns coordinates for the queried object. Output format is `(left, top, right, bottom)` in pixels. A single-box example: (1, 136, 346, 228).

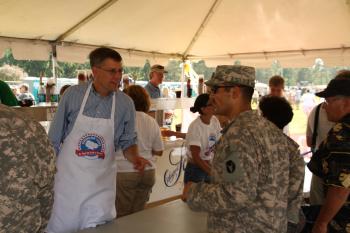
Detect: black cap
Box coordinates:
(190, 93, 210, 114)
(316, 79, 350, 98)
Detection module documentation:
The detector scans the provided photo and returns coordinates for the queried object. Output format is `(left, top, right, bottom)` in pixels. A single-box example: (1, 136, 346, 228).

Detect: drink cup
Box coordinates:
(175, 123, 182, 132)
(175, 90, 182, 98)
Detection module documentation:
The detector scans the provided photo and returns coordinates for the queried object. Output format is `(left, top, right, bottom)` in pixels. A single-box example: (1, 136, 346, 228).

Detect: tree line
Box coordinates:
(0, 49, 348, 86)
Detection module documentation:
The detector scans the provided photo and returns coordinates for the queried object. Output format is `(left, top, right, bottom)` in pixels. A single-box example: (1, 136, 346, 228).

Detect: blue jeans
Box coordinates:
(184, 162, 210, 184)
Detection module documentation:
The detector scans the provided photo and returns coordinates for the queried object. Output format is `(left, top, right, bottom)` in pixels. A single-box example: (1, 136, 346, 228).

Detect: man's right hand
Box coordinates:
(312, 221, 328, 233)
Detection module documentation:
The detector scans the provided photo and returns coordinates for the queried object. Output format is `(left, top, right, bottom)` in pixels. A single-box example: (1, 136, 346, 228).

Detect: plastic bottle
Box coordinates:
(38, 72, 45, 103)
(186, 78, 192, 98)
(198, 76, 204, 95)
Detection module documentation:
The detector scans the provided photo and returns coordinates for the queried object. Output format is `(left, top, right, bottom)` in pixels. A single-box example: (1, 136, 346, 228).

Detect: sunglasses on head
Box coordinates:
(154, 65, 164, 69)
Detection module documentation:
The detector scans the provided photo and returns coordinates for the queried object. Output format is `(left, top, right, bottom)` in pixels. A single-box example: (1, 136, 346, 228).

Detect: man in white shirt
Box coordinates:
(306, 103, 334, 205)
(267, 75, 290, 135)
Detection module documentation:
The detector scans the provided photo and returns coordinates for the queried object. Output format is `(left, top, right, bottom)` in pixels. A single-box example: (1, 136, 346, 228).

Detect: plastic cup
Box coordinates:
(175, 123, 182, 132)
(175, 90, 181, 98)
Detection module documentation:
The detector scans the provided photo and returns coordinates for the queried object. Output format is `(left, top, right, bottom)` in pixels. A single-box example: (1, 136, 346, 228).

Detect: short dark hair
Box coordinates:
(89, 47, 122, 67)
(259, 96, 293, 129)
(239, 85, 254, 102)
(125, 85, 150, 113)
(269, 75, 285, 87)
(190, 93, 210, 115)
(20, 84, 29, 91)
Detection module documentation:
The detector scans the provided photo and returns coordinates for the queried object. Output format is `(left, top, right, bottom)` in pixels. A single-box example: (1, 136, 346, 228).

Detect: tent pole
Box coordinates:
(181, 58, 186, 98)
(182, 0, 222, 58)
(51, 44, 57, 82)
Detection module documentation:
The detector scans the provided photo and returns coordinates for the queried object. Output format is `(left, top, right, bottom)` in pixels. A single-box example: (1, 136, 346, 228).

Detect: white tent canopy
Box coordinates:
(0, 0, 350, 67)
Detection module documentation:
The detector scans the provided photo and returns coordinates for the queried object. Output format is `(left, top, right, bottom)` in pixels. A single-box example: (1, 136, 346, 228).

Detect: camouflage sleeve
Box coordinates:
(325, 153, 350, 189)
(287, 149, 305, 224)
(30, 121, 56, 231)
(324, 123, 350, 189)
(0, 106, 56, 232)
(187, 146, 258, 213)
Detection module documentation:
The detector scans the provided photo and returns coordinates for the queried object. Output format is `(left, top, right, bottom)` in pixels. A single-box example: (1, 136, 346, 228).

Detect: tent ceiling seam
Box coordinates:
(1, 36, 350, 63)
(182, 0, 222, 59)
(54, 0, 120, 43)
(58, 41, 184, 59)
(186, 46, 350, 60)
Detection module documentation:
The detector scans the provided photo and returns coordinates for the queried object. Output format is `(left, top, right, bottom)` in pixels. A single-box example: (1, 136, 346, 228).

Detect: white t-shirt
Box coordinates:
(283, 124, 290, 136)
(186, 116, 221, 161)
(116, 111, 164, 172)
(301, 92, 316, 107)
(306, 103, 335, 149)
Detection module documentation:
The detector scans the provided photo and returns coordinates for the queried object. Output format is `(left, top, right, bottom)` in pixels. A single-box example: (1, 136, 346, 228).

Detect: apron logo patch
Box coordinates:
(75, 133, 106, 160)
(226, 160, 235, 174)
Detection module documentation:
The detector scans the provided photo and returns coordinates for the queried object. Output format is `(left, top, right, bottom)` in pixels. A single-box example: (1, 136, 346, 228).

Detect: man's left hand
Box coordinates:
(133, 156, 151, 172)
(182, 182, 193, 202)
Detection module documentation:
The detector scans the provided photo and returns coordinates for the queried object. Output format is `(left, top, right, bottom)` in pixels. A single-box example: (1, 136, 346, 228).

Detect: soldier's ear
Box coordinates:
(343, 97, 350, 111)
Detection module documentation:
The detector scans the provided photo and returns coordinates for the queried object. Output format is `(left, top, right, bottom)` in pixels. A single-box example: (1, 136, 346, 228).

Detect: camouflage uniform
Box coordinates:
(0, 104, 56, 233)
(187, 111, 304, 233)
(187, 65, 305, 233)
(307, 113, 350, 232)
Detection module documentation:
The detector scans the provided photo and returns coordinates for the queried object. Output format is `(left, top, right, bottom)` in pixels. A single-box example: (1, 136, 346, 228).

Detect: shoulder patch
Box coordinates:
(222, 147, 244, 182)
(226, 160, 236, 173)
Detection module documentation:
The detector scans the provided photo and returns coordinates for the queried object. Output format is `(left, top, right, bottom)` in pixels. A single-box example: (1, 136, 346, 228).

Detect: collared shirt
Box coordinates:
(144, 82, 161, 99)
(308, 114, 350, 188)
(49, 84, 137, 155)
(187, 110, 304, 233)
(307, 113, 350, 231)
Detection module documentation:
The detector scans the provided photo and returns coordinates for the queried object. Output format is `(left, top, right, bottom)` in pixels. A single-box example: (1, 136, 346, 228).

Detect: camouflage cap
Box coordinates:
(205, 65, 255, 88)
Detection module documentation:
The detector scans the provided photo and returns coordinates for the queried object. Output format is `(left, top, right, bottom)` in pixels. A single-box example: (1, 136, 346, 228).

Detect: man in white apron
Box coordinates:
(47, 47, 149, 233)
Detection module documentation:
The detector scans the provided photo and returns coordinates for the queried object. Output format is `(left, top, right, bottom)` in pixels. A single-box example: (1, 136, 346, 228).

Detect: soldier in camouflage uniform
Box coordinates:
(0, 104, 56, 233)
(182, 65, 305, 233)
(307, 76, 350, 233)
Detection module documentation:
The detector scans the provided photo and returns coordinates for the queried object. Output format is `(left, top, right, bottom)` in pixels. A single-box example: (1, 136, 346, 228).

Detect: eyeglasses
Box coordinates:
(209, 85, 236, 94)
(97, 66, 123, 76)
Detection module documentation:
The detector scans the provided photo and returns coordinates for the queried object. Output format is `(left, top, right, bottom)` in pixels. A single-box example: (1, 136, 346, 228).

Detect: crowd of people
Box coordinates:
(0, 47, 349, 233)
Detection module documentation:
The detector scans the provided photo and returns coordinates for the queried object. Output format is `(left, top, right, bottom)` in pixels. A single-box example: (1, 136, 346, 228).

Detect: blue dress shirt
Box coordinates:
(48, 84, 137, 154)
(144, 82, 161, 99)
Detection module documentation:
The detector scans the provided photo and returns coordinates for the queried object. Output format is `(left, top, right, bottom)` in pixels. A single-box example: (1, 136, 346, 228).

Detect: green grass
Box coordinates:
(289, 106, 308, 135)
(252, 103, 308, 136)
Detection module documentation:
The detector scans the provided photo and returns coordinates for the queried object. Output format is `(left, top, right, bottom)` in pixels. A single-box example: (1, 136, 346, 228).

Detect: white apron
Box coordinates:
(47, 84, 117, 233)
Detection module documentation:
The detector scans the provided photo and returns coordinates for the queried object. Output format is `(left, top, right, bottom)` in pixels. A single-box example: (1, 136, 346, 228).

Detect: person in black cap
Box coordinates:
(184, 93, 221, 184)
(307, 72, 350, 233)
